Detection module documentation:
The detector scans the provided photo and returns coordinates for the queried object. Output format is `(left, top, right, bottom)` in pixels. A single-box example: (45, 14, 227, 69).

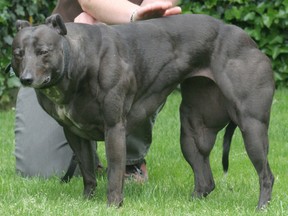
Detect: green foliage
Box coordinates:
(180, 0, 288, 87)
(0, 0, 57, 109)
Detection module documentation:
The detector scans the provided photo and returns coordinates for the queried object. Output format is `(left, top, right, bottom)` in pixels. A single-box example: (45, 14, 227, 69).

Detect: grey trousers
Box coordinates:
(15, 87, 153, 178)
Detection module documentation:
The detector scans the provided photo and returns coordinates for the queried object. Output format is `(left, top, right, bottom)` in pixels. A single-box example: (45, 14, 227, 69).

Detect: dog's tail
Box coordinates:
(222, 121, 237, 173)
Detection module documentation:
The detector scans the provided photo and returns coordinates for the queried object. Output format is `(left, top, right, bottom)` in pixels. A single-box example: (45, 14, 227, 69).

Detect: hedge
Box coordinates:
(0, 0, 287, 109)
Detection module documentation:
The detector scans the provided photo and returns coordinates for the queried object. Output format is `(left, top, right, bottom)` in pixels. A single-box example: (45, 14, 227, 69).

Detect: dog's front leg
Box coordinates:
(105, 121, 126, 207)
(63, 128, 97, 199)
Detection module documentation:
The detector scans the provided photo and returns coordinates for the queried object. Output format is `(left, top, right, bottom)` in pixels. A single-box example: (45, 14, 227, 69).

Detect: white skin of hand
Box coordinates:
(74, 0, 181, 24)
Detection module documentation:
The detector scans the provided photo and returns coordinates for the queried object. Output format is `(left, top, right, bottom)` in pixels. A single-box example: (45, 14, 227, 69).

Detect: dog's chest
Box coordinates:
(42, 86, 64, 103)
(43, 88, 82, 128)
(41, 87, 104, 140)
(53, 103, 104, 140)
(55, 104, 83, 129)
(42, 87, 81, 126)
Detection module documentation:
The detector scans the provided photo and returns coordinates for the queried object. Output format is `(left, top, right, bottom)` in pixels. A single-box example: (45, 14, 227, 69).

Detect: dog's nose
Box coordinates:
(20, 74, 33, 86)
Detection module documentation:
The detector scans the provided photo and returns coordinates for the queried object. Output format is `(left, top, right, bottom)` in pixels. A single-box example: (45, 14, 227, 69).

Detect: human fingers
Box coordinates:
(163, 6, 182, 16)
(135, 2, 173, 21)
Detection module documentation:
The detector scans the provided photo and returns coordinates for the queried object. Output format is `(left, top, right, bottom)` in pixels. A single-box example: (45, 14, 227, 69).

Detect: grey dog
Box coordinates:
(11, 14, 274, 208)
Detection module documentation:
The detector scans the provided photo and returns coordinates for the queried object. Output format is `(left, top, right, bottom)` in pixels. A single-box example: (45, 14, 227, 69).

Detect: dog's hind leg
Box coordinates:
(212, 49, 275, 209)
(238, 116, 274, 209)
(180, 116, 216, 198)
(222, 90, 274, 209)
(180, 77, 229, 198)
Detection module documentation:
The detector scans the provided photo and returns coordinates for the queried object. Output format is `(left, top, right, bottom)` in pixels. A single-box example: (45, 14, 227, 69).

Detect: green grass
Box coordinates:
(0, 89, 288, 215)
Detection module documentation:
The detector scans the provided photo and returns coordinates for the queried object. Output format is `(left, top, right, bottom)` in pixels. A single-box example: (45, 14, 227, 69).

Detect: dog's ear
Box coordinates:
(16, 20, 31, 31)
(45, 14, 67, 35)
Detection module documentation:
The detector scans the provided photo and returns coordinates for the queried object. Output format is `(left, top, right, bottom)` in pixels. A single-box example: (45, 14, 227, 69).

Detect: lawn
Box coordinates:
(0, 89, 287, 215)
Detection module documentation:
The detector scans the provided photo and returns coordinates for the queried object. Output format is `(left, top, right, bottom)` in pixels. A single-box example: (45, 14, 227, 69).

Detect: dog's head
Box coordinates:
(12, 14, 68, 89)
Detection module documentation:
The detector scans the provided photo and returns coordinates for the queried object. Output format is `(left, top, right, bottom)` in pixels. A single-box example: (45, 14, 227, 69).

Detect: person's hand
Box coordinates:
(74, 12, 98, 24)
(132, 1, 182, 21)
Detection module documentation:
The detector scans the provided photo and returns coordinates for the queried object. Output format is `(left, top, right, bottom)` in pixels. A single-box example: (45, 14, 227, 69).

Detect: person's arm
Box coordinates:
(76, 0, 181, 24)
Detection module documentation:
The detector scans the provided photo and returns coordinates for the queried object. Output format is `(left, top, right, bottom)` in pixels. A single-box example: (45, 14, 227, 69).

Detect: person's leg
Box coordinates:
(15, 87, 73, 178)
(52, 0, 83, 22)
(125, 118, 152, 182)
(125, 103, 163, 182)
(125, 117, 153, 166)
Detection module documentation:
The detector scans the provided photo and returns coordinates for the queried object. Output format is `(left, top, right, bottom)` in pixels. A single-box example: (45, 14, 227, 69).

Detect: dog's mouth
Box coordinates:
(37, 72, 64, 89)
(20, 68, 64, 89)
(43, 76, 51, 84)
(35, 76, 53, 89)
(26, 76, 52, 89)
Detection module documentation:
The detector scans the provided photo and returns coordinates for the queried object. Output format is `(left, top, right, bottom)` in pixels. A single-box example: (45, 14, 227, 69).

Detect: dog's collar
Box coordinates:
(62, 37, 70, 77)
